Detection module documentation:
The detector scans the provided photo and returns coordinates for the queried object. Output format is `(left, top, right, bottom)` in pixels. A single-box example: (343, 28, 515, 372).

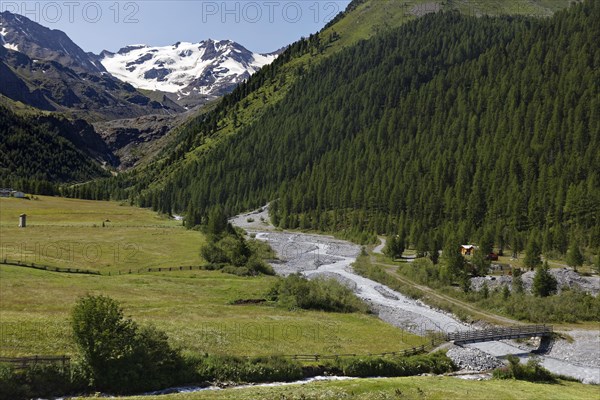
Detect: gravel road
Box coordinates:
(231, 208, 600, 384)
(373, 237, 386, 254)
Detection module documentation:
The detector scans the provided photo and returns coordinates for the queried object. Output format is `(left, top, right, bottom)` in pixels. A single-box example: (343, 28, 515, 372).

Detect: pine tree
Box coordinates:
(532, 262, 558, 297)
(384, 234, 404, 260)
(472, 251, 490, 277)
(524, 235, 542, 270)
(443, 238, 465, 280)
(207, 206, 228, 236)
(566, 241, 584, 271)
(512, 268, 524, 294)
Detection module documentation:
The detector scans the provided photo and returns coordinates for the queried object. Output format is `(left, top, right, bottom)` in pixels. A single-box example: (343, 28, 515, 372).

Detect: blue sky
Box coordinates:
(1, 1, 351, 53)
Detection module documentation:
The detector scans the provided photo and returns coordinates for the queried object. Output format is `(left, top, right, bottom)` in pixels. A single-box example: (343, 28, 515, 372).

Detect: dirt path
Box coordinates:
(373, 237, 386, 255)
(373, 258, 522, 326)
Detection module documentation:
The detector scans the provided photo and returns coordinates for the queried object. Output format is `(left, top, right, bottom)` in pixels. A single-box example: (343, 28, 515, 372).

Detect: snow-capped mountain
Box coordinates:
(0, 11, 182, 119)
(100, 40, 276, 103)
(0, 11, 105, 74)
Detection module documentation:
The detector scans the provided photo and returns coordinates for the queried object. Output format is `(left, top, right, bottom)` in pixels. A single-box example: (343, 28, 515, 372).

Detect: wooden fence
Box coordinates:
(0, 355, 70, 370)
(1, 259, 101, 275)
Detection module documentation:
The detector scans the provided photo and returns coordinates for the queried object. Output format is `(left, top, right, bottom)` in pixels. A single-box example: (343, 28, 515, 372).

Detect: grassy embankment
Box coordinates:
(90, 376, 600, 400)
(0, 196, 424, 357)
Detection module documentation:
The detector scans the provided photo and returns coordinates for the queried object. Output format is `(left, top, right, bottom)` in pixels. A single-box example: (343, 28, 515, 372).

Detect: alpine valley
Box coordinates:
(1, 1, 599, 399)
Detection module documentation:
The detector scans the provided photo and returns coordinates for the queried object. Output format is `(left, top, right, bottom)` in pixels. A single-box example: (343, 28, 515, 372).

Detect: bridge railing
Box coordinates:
(447, 325, 553, 343)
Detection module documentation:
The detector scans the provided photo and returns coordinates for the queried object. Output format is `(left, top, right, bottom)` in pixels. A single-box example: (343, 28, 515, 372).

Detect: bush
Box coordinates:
(200, 232, 275, 276)
(267, 274, 368, 313)
(493, 355, 558, 383)
(0, 363, 86, 400)
(71, 295, 190, 394)
(246, 255, 275, 275)
(195, 355, 303, 383)
(334, 351, 455, 378)
(200, 242, 228, 264)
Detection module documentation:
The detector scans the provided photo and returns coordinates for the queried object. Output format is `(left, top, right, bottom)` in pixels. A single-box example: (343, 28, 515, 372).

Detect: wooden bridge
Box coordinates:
(447, 325, 553, 345)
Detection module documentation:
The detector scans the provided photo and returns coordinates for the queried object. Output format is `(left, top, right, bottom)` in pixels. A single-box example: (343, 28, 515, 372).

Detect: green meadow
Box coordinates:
(0, 196, 423, 358)
(0, 196, 203, 273)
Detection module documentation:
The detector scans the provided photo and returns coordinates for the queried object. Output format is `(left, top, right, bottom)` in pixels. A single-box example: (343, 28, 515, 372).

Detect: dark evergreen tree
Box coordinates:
(524, 235, 542, 270)
(566, 241, 584, 271)
(532, 262, 558, 297)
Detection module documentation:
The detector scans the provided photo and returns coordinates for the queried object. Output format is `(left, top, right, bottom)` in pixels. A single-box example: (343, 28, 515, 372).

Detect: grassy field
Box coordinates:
(0, 196, 203, 273)
(0, 265, 424, 357)
(92, 376, 600, 400)
(0, 196, 424, 358)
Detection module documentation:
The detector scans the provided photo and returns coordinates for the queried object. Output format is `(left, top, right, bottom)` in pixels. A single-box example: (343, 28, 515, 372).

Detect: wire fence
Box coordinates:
(0, 259, 204, 276)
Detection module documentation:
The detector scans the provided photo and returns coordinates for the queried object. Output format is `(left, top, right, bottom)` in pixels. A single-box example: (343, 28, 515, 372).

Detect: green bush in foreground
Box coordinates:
(72, 295, 191, 394)
(267, 274, 369, 313)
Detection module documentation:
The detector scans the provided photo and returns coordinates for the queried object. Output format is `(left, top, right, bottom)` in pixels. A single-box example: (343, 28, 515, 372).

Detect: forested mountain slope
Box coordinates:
(65, 1, 596, 251)
(0, 107, 108, 189)
(96, 0, 575, 188)
(167, 2, 598, 248)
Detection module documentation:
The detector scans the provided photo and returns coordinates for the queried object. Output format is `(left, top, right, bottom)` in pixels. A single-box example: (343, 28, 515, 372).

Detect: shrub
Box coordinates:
(493, 355, 558, 383)
(71, 295, 189, 394)
(200, 242, 228, 264)
(267, 274, 368, 313)
(0, 363, 86, 400)
(195, 355, 303, 383)
(246, 255, 275, 275)
(200, 232, 275, 276)
(334, 351, 455, 378)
